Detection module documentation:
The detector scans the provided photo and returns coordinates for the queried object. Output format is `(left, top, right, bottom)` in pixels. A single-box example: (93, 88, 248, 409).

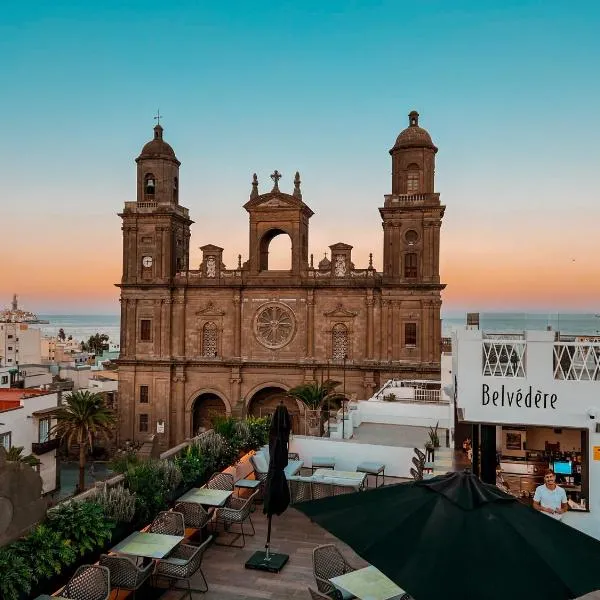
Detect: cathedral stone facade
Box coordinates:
(117, 111, 445, 447)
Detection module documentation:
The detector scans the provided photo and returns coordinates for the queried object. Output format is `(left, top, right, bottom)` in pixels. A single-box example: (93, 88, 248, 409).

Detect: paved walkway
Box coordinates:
(347, 423, 448, 448)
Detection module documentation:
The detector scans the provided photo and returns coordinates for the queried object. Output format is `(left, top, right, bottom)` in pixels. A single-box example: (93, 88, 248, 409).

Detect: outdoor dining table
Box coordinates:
(111, 530, 184, 559)
(330, 565, 407, 600)
(313, 469, 367, 489)
(177, 486, 232, 507)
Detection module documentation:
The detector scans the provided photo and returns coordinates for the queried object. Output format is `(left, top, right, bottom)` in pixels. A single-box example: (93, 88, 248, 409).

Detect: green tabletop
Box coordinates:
(330, 565, 405, 600)
(178, 487, 232, 507)
(111, 531, 183, 559)
(234, 478, 261, 489)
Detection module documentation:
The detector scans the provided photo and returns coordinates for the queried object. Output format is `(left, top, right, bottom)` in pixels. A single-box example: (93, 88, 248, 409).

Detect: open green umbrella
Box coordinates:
(296, 470, 600, 600)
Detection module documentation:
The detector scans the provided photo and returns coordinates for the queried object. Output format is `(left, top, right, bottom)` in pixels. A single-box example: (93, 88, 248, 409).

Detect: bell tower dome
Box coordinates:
(390, 110, 437, 196)
(136, 123, 181, 205)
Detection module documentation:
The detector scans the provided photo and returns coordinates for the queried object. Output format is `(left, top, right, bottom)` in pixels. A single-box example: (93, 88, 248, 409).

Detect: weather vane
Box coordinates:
(154, 108, 162, 125)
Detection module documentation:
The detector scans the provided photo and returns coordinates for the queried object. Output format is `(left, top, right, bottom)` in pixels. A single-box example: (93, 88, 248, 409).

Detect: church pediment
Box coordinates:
(196, 301, 225, 316)
(323, 303, 359, 317)
(199, 244, 224, 252)
(244, 192, 314, 217)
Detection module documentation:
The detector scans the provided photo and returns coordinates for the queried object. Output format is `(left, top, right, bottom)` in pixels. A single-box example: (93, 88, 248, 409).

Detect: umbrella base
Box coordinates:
(245, 550, 289, 573)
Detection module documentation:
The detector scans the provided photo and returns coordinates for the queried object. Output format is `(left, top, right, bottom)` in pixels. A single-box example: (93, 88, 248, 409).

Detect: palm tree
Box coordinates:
(51, 390, 116, 493)
(287, 380, 344, 435)
(5, 446, 40, 467)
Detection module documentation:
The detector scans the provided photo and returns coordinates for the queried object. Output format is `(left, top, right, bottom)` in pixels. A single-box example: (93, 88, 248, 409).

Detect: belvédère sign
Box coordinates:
(482, 384, 557, 410)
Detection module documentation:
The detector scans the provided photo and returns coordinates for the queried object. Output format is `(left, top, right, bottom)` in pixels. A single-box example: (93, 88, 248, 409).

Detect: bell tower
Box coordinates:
(120, 122, 192, 285)
(380, 111, 444, 283)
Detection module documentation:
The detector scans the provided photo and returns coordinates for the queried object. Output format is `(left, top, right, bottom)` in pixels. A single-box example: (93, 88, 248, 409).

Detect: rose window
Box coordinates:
(254, 303, 296, 349)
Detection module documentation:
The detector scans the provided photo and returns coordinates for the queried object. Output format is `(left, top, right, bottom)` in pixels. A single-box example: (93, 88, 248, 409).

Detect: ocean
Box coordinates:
(442, 313, 600, 337)
(36, 312, 600, 343)
(39, 314, 120, 344)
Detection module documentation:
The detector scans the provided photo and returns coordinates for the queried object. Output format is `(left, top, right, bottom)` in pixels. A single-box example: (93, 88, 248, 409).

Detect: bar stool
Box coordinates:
(356, 462, 386, 488)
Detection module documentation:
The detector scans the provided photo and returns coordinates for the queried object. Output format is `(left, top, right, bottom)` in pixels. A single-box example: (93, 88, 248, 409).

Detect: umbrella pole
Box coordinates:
(265, 514, 272, 560)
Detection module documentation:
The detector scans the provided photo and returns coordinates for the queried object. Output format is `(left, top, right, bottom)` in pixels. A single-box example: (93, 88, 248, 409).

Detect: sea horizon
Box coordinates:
(35, 311, 600, 342)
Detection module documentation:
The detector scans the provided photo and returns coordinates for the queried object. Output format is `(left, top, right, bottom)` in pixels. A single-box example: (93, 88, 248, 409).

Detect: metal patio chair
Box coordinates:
(149, 510, 185, 537)
(205, 471, 234, 491)
(308, 585, 343, 600)
(312, 544, 357, 599)
(62, 564, 110, 600)
(154, 536, 212, 599)
(213, 489, 258, 547)
(175, 500, 212, 543)
(99, 554, 152, 599)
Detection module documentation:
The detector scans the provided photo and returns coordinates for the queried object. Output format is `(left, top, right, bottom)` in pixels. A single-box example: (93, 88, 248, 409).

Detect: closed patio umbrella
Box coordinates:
(245, 403, 291, 573)
(296, 470, 600, 600)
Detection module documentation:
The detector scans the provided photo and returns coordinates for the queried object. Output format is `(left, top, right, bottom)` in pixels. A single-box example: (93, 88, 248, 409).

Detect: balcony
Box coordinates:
(32, 437, 59, 455)
(383, 192, 440, 207)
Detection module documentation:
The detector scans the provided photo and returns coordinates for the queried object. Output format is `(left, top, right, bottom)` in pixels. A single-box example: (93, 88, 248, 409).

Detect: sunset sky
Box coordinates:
(2, 0, 600, 315)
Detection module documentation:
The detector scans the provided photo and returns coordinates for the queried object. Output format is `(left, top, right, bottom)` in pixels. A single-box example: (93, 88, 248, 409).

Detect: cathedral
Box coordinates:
(117, 111, 445, 447)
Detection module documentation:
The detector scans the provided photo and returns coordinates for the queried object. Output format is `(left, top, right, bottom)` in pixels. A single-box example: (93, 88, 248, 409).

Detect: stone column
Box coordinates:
(366, 291, 374, 360)
(392, 301, 400, 360)
(172, 369, 186, 445)
(432, 221, 442, 283)
(154, 301, 161, 357)
(306, 290, 315, 358)
(120, 298, 128, 356)
(230, 366, 242, 417)
(126, 299, 137, 358)
(161, 298, 172, 357)
(233, 291, 241, 358)
(164, 226, 172, 280)
(381, 300, 389, 361)
(127, 226, 137, 282)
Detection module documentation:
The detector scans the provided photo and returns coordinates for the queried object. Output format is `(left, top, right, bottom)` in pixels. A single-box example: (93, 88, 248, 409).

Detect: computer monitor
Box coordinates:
(553, 461, 572, 475)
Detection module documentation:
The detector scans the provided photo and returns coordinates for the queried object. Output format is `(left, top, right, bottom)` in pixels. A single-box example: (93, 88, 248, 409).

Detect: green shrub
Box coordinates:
(124, 459, 182, 523)
(0, 546, 32, 600)
(175, 443, 208, 486)
(90, 484, 136, 523)
(14, 524, 77, 583)
(48, 501, 114, 556)
(246, 416, 270, 449)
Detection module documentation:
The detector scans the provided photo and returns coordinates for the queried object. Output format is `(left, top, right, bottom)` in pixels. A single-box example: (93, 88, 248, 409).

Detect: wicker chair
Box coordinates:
(154, 536, 212, 599)
(99, 554, 152, 599)
(174, 501, 212, 543)
(308, 586, 343, 600)
(62, 564, 110, 600)
(288, 452, 300, 460)
(206, 472, 234, 491)
(413, 447, 426, 462)
(333, 483, 357, 496)
(412, 456, 425, 471)
(289, 477, 313, 504)
(213, 489, 258, 547)
(410, 467, 423, 481)
(312, 481, 333, 500)
(312, 544, 357, 599)
(149, 511, 185, 536)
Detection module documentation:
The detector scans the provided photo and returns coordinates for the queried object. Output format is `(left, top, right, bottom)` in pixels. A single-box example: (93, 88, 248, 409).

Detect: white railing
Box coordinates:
(554, 342, 600, 381)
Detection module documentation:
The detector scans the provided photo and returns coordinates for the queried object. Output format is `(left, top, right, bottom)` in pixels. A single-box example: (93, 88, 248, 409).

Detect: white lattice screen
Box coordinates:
(553, 343, 600, 381)
(482, 341, 526, 377)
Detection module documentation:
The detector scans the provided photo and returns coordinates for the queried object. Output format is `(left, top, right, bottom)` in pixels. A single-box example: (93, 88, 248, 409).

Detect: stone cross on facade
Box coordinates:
(270, 170, 282, 192)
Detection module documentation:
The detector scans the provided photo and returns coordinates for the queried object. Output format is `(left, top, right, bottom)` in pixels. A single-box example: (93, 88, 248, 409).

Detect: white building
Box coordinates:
(453, 328, 600, 539)
(0, 322, 42, 368)
(0, 388, 60, 494)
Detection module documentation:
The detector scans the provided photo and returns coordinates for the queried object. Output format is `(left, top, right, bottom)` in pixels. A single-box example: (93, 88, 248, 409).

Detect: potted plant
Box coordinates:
(287, 380, 344, 436)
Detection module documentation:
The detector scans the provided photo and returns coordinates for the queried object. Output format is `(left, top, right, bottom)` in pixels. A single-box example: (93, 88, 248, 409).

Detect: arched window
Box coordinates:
(404, 253, 418, 278)
(144, 173, 156, 197)
(406, 163, 420, 194)
(173, 177, 178, 203)
(202, 322, 218, 357)
(332, 323, 348, 360)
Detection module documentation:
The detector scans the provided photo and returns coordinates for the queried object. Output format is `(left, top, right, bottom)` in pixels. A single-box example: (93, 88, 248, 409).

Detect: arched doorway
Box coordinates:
(247, 386, 304, 434)
(192, 393, 227, 435)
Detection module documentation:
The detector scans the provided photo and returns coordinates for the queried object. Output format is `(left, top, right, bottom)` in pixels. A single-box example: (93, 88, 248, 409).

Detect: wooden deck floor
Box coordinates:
(157, 479, 411, 600)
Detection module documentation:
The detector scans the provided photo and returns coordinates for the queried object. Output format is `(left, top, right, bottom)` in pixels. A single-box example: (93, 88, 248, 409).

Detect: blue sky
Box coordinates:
(2, 0, 600, 313)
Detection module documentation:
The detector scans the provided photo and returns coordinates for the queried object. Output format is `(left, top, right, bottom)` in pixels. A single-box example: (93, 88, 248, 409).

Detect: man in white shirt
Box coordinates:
(533, 469, 568, 519)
